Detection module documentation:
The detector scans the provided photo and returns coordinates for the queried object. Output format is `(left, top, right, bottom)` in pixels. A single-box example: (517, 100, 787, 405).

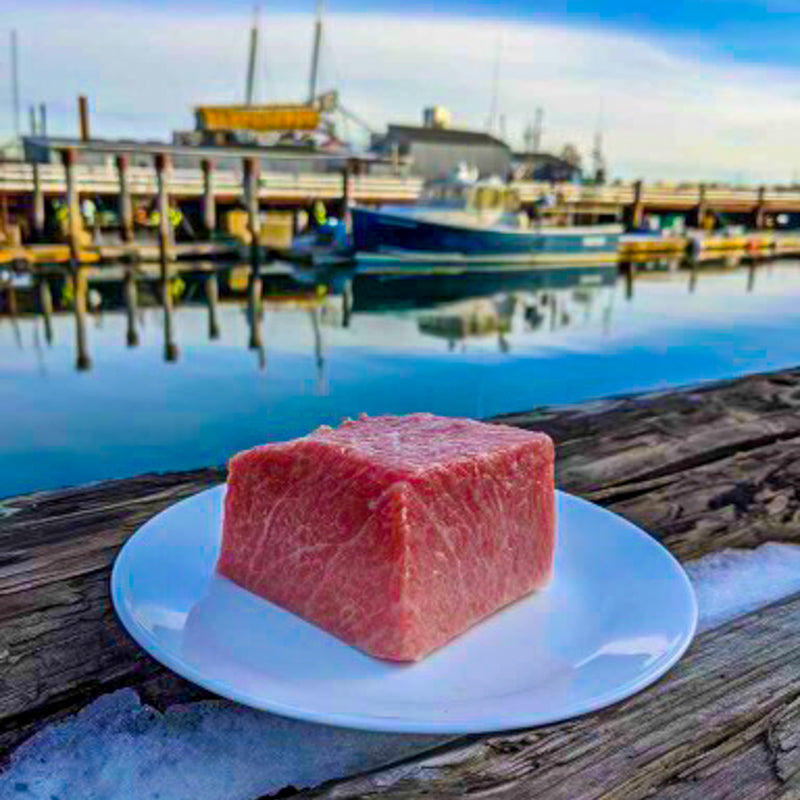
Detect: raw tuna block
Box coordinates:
(217, 413, 555, 661)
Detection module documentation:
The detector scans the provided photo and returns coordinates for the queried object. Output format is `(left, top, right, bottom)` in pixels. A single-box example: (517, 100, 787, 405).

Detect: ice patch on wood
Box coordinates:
(0, 690, 448, 800)
(686, 542, 800, 632)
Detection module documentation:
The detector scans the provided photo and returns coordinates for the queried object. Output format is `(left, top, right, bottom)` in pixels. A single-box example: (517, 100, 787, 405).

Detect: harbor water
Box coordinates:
(1, 259, 799, 498)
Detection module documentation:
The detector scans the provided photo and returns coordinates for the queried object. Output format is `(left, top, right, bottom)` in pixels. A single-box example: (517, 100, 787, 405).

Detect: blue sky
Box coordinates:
(5, 0, 800, 181)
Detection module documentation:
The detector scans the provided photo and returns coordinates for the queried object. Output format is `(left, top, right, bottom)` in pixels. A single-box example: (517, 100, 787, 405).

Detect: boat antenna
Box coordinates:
(10, 30, 20, 136)
(487, 33, 501, 134)
(308, 0, 324, 104)
(592, 104, 606, 183)
(532, 107, 543, 151)
(245, 6, 260, 106)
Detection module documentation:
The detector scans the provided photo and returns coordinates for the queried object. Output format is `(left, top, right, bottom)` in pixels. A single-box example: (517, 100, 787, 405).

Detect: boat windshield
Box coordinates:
(420, 183, 470, 208)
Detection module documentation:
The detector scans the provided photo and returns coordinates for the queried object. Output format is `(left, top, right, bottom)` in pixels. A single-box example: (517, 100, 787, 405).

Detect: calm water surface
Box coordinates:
(2, 259, 798, 497)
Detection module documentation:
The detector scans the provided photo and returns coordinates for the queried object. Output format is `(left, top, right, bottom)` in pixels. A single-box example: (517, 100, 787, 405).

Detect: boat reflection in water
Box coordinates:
(2, 259, 623, 373)
(3, 253, 776, 375)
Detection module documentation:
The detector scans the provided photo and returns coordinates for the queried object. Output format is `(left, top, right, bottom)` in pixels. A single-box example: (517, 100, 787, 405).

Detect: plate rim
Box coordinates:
(111, 484, 698, 733)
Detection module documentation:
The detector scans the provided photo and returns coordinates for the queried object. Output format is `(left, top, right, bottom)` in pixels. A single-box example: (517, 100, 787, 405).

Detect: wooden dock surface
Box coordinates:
(2, 367, 800, 798)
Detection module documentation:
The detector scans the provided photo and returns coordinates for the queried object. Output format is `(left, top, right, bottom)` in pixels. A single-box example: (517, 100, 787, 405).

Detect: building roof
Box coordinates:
(385, 125, 509, 149)
(512, 151, 577, 169)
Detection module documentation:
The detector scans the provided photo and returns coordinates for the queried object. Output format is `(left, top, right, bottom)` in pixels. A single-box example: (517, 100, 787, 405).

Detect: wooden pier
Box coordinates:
(2, 367, 800, 798)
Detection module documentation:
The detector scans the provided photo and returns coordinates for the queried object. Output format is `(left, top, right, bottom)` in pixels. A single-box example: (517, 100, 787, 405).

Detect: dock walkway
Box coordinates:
(2, 368, 800, 797)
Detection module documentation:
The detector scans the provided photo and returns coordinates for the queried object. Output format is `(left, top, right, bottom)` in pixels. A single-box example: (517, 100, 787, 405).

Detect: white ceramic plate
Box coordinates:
(112, 485, 697, 734)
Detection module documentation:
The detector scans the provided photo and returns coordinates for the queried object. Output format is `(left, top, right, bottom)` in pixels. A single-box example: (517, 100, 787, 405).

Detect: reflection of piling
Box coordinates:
(689, 260, 699, 294)
(247, 272, 264, 366)
(116, 155, 134, 243)
(747, 262, 757, 293)
(73, 267, 91, 371)
(205, 272, 221, 340)
(341, 279, 353, 328)
(621, 261, 635, 300)
(155, 153, 172, 264)
(160, 255, 178, 362)
(37, 276, 53, 345)
(124, 269, 139, 347)
(310, 305, 325, 392)
(202, 159, 216, 237)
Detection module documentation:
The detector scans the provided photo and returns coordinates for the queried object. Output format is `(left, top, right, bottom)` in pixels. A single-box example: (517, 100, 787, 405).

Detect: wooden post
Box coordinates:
(37, 276, 53, 345)
(695, 184, 708, 229)
(116, 154, 133, 243)
(341, 159, 353, 228)
(73, 267, 91, 371)
(123, 268, 139, 347)
(78, 95, 90, 142)
(205, 272, 220, 340)
(630, 180, 644, 229)
(243, 156, 260, 242)
(754, 186, 767, 230)
(61, 148, 81, 263)
(154, 153, 172, 262)
(201, 159, 216, 237)
(31, 162, 45, 240)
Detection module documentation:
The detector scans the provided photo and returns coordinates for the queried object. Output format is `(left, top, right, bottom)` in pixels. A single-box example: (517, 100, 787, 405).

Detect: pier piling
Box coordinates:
(754, 186, 767, 230)
(31, 163, 45, 240)
(630, 180, 644, 229)
(61, 148, 81, 263)
(154, 153, 172, 262)
(116, 155, 134, 243)
(78, 96, 90, 142)
(201, 159, 216, 237)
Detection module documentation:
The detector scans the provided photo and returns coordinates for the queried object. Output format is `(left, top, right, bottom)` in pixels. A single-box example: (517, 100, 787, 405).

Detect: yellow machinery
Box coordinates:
(196, 105, 320, 132)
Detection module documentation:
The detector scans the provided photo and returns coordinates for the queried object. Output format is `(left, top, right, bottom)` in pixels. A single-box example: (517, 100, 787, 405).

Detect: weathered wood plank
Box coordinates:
(2, 366, 800, 793)
(304, 593, 800, 800)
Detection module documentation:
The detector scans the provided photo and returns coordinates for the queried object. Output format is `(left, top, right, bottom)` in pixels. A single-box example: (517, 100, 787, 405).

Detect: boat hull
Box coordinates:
(352, 207, 621, 267)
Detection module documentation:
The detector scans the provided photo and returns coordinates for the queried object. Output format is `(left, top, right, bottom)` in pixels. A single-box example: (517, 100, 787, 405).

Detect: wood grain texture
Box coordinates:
(2, 367, 800, 798)
(304, 594, 800, 800)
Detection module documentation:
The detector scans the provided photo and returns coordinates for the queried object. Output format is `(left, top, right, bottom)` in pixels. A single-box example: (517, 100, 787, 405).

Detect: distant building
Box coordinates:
(371, 111, 511, 181)
(511, 152, 583, 183)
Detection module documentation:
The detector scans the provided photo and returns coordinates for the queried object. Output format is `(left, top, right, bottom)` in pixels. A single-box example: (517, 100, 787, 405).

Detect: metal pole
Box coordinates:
(28, 105, 37, 135)
(10, 31, 20, 137)
(39, 103, 47, 137)
(245, 7, 259, 105)
(308, 0, 324, 103)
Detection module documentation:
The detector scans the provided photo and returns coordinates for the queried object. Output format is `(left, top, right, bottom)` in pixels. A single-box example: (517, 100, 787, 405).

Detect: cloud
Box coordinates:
(4, 3, 800, 182)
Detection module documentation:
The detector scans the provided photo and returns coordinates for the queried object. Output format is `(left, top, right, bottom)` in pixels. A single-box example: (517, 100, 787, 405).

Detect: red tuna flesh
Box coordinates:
(217, 413, 555, 661)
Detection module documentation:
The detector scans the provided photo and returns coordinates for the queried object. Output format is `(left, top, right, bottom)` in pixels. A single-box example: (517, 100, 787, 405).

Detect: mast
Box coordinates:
(308, 0, 324, 104)
(245, 6, 259, 106)
(10, 30, 20, 136)
(487, 34, 501, 133)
